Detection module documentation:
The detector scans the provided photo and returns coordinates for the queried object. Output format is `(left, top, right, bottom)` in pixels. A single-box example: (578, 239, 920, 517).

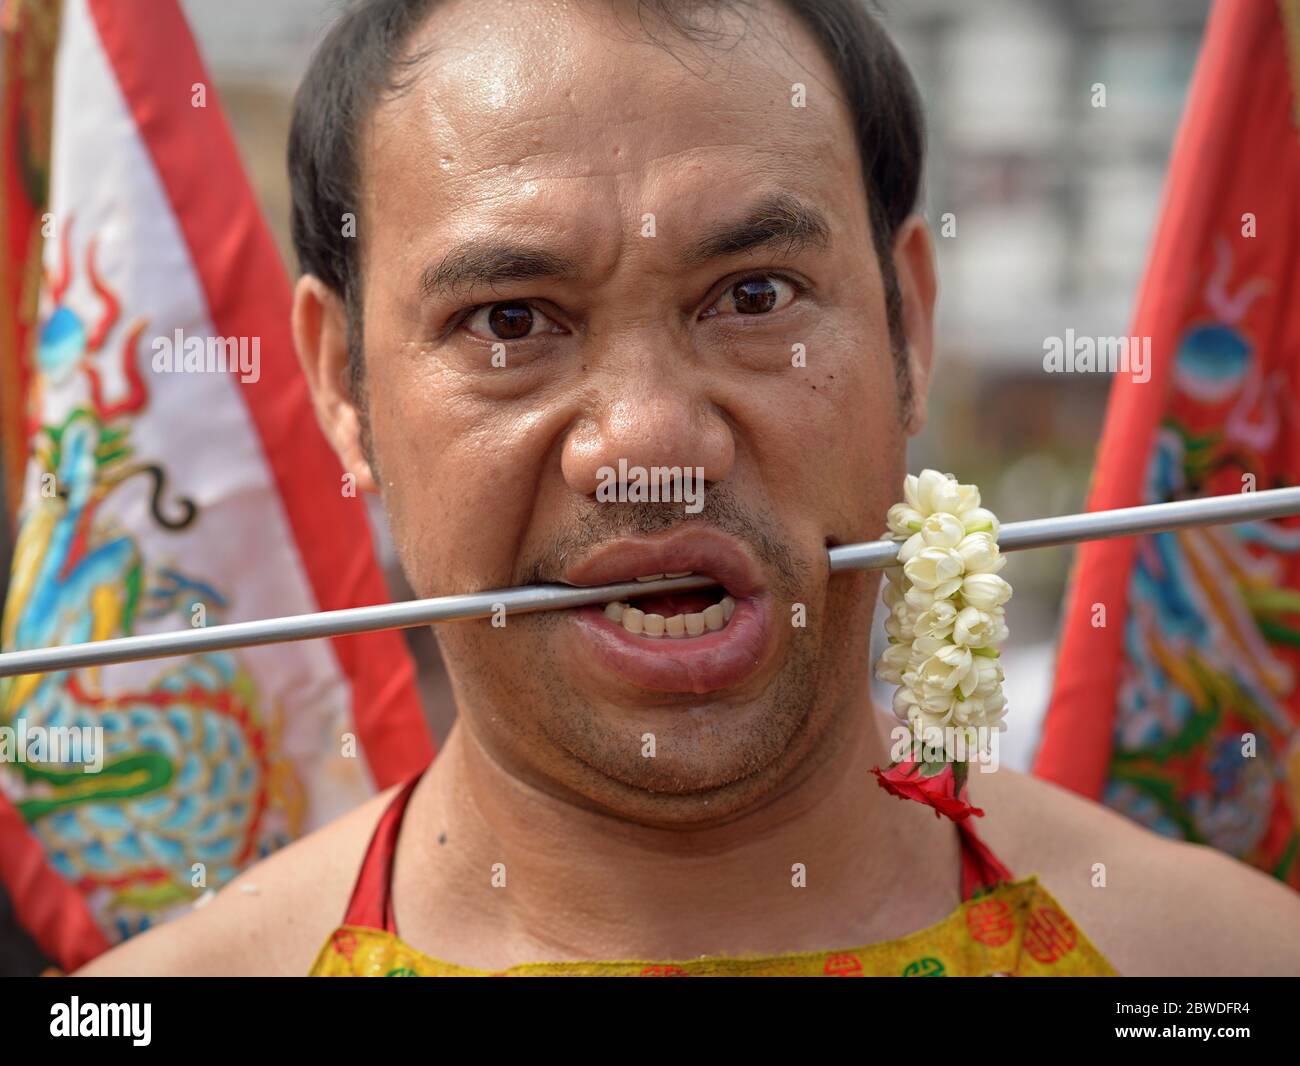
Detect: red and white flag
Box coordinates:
(0, 0, 433, 971)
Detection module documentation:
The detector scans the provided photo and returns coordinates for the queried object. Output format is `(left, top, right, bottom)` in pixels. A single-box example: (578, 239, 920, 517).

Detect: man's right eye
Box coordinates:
(463, 301, 561, 341)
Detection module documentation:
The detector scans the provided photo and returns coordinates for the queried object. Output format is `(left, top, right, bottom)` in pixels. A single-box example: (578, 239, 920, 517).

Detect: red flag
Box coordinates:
(0, 0, 57, 529)
(1036, 0, 1300, 888)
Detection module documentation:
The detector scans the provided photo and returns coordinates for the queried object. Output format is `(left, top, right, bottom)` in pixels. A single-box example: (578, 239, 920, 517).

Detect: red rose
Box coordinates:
(871, 758, 985, 821)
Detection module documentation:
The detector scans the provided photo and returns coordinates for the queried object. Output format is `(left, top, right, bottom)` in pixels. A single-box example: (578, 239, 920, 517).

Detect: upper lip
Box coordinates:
(559, 526, 766, 599)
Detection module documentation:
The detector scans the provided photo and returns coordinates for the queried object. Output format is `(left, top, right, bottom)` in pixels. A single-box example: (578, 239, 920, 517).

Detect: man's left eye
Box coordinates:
(705, 275, 798, 318)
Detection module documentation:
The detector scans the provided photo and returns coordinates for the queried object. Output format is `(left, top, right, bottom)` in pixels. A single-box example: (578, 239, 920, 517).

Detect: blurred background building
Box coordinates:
(882, 0, 1213, 768)
(4, 0, 1215, 762)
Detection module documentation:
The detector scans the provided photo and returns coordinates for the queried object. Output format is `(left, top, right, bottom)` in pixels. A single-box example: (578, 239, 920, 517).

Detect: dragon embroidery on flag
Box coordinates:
(0, 222, 304, 941)
(1105, 237, 1300, 887)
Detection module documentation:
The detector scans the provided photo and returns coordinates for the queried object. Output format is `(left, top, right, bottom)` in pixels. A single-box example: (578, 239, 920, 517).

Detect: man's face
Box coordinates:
(307, 0, 934, 824)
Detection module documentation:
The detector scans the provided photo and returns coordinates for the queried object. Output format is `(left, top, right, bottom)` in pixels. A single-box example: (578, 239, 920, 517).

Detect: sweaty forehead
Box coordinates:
(361, 0, 864, 254)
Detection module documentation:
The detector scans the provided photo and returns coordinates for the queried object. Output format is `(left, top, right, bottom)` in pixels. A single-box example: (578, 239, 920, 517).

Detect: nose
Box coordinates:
(561, 350, 735, 501)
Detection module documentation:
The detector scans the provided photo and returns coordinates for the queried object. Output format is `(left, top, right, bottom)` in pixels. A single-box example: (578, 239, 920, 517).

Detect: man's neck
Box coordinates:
(394, 702, 965, 971)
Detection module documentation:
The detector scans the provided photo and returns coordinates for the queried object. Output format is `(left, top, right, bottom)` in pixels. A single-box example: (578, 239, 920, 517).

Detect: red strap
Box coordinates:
(342, 766, 428, 933)
(956, 819, 1015, 900)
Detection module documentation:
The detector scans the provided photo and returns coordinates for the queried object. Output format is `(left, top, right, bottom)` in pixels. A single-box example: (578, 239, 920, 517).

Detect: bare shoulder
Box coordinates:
(75, 783, 402, 977)
(969, 767, 1300, 975)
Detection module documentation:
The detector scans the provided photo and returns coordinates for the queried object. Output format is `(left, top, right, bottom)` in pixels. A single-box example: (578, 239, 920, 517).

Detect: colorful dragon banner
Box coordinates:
(0, 0, 434, 971)
(1037, 0, 1300, 890)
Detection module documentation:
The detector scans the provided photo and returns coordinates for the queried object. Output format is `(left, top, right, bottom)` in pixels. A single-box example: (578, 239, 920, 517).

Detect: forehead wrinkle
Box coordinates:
(369, 31, 848, 223)
(444, 139, 827, 195)
(457, 96, 837, 170)
(416, 42, 842, 172)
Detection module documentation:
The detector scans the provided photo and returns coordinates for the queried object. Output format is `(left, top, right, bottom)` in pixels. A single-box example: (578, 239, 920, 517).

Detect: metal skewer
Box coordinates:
(3, 486, 1299, 680)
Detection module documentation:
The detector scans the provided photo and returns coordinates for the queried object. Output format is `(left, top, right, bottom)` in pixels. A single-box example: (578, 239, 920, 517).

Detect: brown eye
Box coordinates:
(733, 278, 778, 314)
(487, 303, 533, 339)
(703, 274, 798, 319)
(464, 301, 561, 342)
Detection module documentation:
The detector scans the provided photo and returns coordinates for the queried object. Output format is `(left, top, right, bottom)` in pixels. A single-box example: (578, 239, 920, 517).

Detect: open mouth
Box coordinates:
(602, 575, 736, 638)
(557, 528, 774, 694)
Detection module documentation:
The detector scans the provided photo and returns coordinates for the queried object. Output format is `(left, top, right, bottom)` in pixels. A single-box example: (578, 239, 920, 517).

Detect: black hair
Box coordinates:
(288, 0, 924, 412)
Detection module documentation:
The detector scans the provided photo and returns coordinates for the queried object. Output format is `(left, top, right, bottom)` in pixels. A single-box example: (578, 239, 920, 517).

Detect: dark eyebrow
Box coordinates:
(682, 193, 832, 265)
(419, 242, 578, 301)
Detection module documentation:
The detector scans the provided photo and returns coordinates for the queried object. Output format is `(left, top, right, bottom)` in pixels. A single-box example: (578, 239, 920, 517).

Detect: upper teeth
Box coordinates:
(603, 593, 736, 637)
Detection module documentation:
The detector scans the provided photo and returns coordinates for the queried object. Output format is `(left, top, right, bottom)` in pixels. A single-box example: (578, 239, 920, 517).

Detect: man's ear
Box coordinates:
(891, 214, 938, 437)
(291, 274, 378, 493)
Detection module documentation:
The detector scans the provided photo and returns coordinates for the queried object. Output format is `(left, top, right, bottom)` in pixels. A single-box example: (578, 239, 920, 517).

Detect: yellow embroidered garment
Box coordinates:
(309, 877, 1117, 978)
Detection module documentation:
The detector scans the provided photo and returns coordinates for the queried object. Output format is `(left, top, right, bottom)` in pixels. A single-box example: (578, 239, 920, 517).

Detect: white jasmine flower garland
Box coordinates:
(875, 470, 1012, 765)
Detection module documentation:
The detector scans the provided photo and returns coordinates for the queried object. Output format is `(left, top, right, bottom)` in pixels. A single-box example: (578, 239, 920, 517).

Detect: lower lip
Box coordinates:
(566, 594, 771, 694)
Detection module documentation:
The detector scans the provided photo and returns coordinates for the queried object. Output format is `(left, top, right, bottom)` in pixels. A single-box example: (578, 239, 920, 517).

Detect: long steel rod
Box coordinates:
(3, 486, 1299, 679)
